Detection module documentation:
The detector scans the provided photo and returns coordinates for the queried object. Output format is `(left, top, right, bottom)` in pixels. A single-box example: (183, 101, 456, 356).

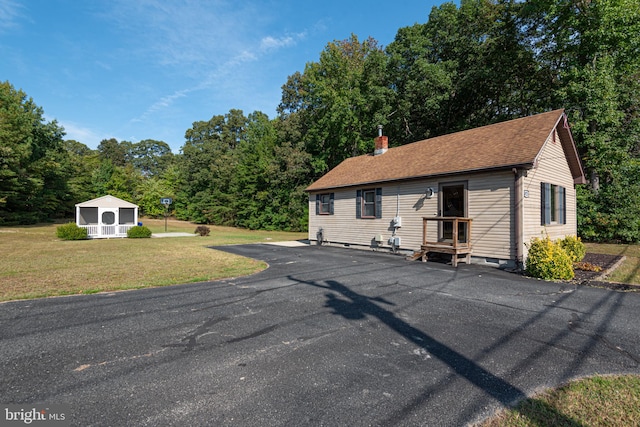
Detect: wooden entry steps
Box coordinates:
(407, 217, 473, 267)
(417, 244, 472, 267)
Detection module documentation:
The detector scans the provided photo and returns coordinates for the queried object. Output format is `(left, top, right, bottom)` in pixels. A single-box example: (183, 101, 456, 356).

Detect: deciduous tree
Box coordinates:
(279, 35, 392, 175)
(0, 81, 69, 224)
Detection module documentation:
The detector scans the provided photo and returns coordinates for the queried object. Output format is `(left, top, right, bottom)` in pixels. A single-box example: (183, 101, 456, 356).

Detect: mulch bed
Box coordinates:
(572, 252, 639, 292)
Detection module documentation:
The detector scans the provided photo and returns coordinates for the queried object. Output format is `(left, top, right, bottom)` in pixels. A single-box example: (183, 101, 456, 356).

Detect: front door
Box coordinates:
(440, 183, 467, 242)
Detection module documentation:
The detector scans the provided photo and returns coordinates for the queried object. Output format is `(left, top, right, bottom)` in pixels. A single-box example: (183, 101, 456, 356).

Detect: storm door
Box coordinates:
(439, 183, 467, 242)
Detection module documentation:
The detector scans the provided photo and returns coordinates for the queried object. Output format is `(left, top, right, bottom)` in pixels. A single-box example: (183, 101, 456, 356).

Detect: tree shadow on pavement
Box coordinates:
(291, 275, 584, 426)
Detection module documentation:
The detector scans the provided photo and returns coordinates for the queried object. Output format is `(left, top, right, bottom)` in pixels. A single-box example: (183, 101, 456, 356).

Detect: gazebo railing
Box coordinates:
(79, 224, 135, 238)
(116, 225, 134, 236)
(82, 225, 99, 236)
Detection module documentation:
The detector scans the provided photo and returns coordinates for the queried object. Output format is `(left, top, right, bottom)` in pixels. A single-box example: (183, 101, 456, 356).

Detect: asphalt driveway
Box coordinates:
(2, 243, 639, 426)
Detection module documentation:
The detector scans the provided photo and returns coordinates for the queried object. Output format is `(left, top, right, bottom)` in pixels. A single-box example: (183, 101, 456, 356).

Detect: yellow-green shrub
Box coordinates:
(526, 236, 574, 280)
(559, 235, 586, 262)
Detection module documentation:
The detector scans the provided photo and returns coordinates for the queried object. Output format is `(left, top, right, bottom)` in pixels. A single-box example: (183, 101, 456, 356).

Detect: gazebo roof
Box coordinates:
(75, 195, 138, 209)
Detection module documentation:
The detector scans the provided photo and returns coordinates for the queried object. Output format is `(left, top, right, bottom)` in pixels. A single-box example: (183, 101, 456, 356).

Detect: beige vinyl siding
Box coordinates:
(308, 183, 438, 249)
(309, 170, 515, 261)
(466, 172, 514, 260)
(522, 129, 578, 255)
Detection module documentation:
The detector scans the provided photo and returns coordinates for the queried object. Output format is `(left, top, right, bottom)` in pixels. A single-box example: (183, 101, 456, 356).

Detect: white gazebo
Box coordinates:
(75, 195, 139, 238)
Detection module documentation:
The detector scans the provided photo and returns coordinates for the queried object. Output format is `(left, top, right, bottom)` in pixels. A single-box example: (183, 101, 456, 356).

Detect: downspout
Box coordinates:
(513, 168, 524, 269)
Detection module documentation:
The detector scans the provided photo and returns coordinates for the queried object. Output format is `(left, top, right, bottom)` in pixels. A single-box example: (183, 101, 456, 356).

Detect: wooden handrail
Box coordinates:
(422, 217, 473, 249)
(417, 217, 473, 267)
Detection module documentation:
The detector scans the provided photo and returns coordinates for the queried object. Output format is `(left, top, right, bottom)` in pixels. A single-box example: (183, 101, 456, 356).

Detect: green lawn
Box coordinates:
(2, 222, 638, 302)
(0, 219, 307, 302)
(480, 375, 640, 426)
(585, 242, 640, 284)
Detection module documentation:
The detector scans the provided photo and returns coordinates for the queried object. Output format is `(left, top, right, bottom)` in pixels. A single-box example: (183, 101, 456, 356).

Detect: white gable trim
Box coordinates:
(75, 195, 138, 209)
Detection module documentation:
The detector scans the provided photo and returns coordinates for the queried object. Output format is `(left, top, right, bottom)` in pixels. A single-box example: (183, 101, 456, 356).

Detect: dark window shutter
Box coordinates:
(315, 194, 320, 215)
(540, 182, 545, 225)
(375, 188, 382, 218)
(329, 193, 334, 215)
(547, 184, 552, 224)
(356, 190, 362, 218)
(541, 182, 550, 225)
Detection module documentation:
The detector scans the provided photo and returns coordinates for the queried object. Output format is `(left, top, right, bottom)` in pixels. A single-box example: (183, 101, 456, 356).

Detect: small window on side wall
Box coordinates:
(316, 193, 334, 215)
(541, 182, 566, 225)
(356, 188, 382, 219)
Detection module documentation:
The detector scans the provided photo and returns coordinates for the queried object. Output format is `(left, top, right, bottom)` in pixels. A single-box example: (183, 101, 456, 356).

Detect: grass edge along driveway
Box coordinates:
(2, 221, 639, 302)
(479, 374, 640, 427)
(0, 219, 306, 302)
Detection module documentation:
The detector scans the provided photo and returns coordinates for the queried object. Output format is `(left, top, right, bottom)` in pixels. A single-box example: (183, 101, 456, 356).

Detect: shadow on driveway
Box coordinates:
(289, 273, 587, 426)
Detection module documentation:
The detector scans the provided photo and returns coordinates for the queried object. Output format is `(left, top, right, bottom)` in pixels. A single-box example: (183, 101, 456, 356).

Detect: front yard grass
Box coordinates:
(480, 375, 640, 427)
(585, 242, 640, 284)
(0, 219, 307, 302)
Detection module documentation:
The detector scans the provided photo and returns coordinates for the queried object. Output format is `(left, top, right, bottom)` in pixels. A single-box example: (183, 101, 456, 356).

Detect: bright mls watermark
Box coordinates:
(2, 405, 70, 426)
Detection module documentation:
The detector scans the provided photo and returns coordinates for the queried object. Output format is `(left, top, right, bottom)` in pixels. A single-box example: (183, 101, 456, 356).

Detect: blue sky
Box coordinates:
(1, 0, 443, 152)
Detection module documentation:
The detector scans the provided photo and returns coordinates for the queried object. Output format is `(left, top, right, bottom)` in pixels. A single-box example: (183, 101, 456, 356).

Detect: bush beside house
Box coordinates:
(559, 235, 587, 262)
(526, 235, 586, 281)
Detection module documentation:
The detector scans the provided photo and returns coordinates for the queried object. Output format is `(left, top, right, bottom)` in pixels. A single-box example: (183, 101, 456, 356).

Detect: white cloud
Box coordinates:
(94, 60, 112, 71)
(132, 89, 191, 124)
(260, 31, 306, 51)
(0, 0, 24, 32)
(103, 0, 257, 68)
(59, 120, 105, 149)
(261, 35, 293, 50)
(99, 1, 309, 129)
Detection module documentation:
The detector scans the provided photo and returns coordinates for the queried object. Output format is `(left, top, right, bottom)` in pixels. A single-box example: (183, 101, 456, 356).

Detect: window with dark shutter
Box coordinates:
(541, 182, 566, 225)
(317, 193, 334, 215)
(358, 188, 381, 218)
(363, 189, 376, 217)
(375, 188, 382, 218)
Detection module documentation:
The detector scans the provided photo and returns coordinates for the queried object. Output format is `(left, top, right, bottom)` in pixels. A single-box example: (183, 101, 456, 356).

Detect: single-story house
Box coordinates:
(75, 195, 139, 239)
(305, 109, 586, 268)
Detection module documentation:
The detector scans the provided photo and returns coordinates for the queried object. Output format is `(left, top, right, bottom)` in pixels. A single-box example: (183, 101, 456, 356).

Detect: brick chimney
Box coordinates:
(374, 125, 388, 155)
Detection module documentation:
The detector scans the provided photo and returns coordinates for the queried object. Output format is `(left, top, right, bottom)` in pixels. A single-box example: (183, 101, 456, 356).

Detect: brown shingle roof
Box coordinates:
(306, 109, 585, 192)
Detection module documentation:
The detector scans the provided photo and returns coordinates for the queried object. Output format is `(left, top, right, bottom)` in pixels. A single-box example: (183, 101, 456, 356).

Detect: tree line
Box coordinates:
(1, 0, 639, 240)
